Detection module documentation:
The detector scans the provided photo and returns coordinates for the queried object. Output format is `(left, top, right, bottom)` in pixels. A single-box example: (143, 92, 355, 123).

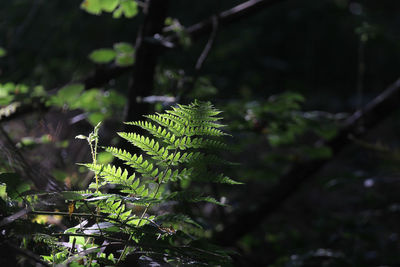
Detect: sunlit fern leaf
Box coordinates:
(68, 100, 238, 265)
(144, 114, 185, 137)
(125, 120, 176, 146)
(81, 163, 139, 190)
(118, 132, 172, 162)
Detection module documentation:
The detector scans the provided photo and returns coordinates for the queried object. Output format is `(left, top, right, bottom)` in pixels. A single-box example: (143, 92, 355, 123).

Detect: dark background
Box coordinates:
(1, 0, 400, 265)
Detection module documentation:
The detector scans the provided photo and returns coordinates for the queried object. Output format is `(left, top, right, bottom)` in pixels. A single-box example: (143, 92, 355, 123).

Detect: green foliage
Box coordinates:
(33, 101, 238, 265)
(88, 48, 116, 64)
(0, 82, 125, 126)
(0, 173, 31, 200)
(88, 42, 135, 66)
(81, 0, 138, 18)
(47, 84, 126, 125)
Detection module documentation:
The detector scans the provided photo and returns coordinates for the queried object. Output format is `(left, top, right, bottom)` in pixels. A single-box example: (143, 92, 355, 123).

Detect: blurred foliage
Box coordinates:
(89, 42, 135, 66)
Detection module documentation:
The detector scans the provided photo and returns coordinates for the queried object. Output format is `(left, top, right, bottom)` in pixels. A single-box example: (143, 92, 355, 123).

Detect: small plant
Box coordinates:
(34, 100, 240, 266)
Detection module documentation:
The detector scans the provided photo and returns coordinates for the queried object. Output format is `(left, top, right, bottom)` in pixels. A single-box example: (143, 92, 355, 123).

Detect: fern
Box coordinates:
(37, 101, 240, 266)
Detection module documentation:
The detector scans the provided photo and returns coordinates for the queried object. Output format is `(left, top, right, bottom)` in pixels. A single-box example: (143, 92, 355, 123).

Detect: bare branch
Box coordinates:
(167, 0, 287, 43)
(195, 15, 219, 72)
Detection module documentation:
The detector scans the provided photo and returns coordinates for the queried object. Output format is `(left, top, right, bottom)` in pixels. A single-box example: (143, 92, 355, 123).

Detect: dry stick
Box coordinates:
(0, 207, 32, 227)
(215, 77, 400, 246)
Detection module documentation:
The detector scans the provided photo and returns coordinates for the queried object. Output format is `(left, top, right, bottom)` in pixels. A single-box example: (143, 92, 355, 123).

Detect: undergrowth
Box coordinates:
(13, 101, 242, 266)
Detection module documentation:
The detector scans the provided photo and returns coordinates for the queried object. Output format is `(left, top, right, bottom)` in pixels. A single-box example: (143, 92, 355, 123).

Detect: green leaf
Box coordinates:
(113, 42, 134, 53)
(88, 112, 105, 126)
(32, 86, 46, 97)
(120, 0, 138, 18)
(81, 0, 102, 15)
(99, 0, 119, 12)
(112, 6, 123, 18)
(89, 48, 116, 64)
(69, 262, 85, 267)
(115, 54, 134, 66)
(97, 151, 114, 164)
(113, 42, 135, 66)
(0, 183, 7, 200)
(53, 83, 84, 107)
(75, 89, 102, 110)
(0, 173, 31, 200)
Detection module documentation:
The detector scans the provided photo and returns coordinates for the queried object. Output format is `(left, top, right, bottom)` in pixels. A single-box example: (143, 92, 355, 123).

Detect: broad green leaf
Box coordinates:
(113, 42, 134, 53)
(16, 84, 29, 94)
(112, 6, 123, 18)
(0, 95, 14, 106)
(75, 89, 102, 110)
(120, 0, 138, 18)
(105, 90, 126, 107)
(97, 151, 114, 164)
(57, 84, 85, 104)
(115, 54, 134, 66)
(69, 262, 85, 267)
(81, 0, 102, 15)
(32, 86, 46, 97)
(99, 0, 119, 12)
(83, 222, 118, 234)
(89, 48, 116, 64)
(0, 183, 7, 200)
(69, 235, 85, 246)
(0, 173, 31, 200)
(88, 112, 105, 126)
(114, 42, 135, 66)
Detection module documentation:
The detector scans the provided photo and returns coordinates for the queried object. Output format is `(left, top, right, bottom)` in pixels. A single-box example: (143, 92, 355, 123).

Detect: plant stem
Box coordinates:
(117, 147, 179, 264)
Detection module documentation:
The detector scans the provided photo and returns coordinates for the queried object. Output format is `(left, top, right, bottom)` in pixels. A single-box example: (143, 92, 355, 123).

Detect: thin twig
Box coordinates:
(195, 15, 219, 72)
(179, 15, 219, 100)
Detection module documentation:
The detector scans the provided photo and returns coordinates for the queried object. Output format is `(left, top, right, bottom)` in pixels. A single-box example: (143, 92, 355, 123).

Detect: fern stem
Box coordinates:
(118, 147, 179, 264)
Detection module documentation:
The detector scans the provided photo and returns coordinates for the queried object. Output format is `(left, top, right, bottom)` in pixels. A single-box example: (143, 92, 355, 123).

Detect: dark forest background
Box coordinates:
(1, 0, 400, 266)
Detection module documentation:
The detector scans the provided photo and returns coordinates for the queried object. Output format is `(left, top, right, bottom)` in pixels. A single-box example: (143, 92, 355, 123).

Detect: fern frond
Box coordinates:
(166, 102, 222, 122)
(185, 126, 228, 137)
(144, 114, 186, 137)
(159, 167, 192, 182)
(125, 121, 176, 146)
(105, 147, 160, 177)
(81, 163, 138, 190)
(118, 132, 172, 162)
